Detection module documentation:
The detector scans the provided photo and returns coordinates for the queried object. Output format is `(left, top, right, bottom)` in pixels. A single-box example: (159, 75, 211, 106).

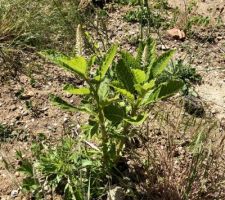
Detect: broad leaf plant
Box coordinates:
(40, 37, 183, 169)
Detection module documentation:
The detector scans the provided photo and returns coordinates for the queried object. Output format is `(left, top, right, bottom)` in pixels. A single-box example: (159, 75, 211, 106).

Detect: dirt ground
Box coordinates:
(0, 0, 225, 199)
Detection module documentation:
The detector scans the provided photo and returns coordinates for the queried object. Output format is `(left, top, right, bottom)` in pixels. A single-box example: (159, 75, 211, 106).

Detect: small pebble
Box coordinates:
(11, 189, 19, 198)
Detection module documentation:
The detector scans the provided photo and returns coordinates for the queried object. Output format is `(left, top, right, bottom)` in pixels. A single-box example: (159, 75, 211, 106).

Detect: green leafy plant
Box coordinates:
(115, 0, 139, 5)
(18, 37, 183, 199)
(185, 15, 210, 34)
(41, 37, 183, 166)
(17, 136, 104, 199)
(182, 0, 210, 34)
(124, 6, 167, 28)
(156, 60, 201, 96)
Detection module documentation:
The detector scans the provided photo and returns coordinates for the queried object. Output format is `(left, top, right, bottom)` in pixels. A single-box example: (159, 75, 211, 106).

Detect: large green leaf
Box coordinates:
(64, 84, 90, 95)
(40, 51, 87, 78)
(150, 49, 175, 78)
(98, 78, 110, 103)
(121, 51, 139, 69)
(156, 79, 184, 99)
(146, 39, 157, 78)
(49, 94, 92, 114)
(136, 41, 145, 65)
(131, 69, 146, 84)
(142, 80, 156, 91)
(111, 85, 135, 102)
(104, 104, 125, 125)
(124, 114, 148, 126)
(142, 79, 183, 105)
(99, 45, 118, 80)
(116, 58, 135, 93)
(58, 56, 87, 77)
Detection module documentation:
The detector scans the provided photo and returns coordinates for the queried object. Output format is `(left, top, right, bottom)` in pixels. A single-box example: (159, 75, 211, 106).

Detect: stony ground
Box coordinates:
(0, 0, 225, 199)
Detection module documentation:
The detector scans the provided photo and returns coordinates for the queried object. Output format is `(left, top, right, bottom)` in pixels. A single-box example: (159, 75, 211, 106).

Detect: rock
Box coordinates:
(10, 105, 17, 111)
(65, 93, 73, 98)
(107, 186, 125, 200)
(184, 95, 205, 117)
(63, 117, 68, 122)
(159, 44, 170, 50)
(41, 107, 48, 112)
(21, 111, 29, 116)
(167, 28, 186, 40)
(11, 189, 19, 198)
(21, 91, 35, 100)
(15, 172, 20, 177)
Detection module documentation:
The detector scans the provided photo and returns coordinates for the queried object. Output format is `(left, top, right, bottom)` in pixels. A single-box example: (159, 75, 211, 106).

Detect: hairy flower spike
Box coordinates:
(141, 44, 149, 67)
(75, 24, 83, 56)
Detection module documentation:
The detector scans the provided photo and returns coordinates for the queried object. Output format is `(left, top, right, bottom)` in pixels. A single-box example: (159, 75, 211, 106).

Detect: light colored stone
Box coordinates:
(11, 189, 19, 198)
(107, 186, 125, 200)
(167, 28, 185, 40)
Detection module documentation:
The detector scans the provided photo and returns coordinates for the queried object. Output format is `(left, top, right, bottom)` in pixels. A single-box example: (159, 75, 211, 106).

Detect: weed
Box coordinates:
(115, 0, 139, 5)
(17, 136, 105, 199)
(185, 15, 210, 35)
(17, 34, 183, 199)
(137, 101, 225, 200)
(156, 59, 202, 96)
(124, 6, 168, 29)
(0, 0, 82, 49)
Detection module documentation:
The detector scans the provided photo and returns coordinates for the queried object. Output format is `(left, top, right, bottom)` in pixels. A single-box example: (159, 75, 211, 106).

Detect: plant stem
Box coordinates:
(116, 105, 138, 157)
(86, 78, 109, 166)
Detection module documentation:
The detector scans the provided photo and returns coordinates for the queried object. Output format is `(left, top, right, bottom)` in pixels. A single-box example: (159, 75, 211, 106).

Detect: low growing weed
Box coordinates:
(124, 6, 168, 29)
(17, 136, 104, 199)
(156, 60, 202, 96)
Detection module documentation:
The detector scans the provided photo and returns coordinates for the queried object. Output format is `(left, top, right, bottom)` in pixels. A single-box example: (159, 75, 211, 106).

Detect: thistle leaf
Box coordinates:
(88, 55, 96, 68)
(136, 41, 145, 64)
(155, 79, 183, 99)
(146, 39, 157, 77)
(39, 50, 67, 65)
(49, 94, 80, 112)
(121, 51, 139, 69)
(150, 49, 175, 78)
(63, 84, 90, 95)
(141, 44, 149, 66)
(142, 80, 155, 90)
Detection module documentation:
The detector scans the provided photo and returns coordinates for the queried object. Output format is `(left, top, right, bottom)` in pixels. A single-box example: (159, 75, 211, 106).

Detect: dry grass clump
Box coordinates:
(125, 98, 225, 199)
